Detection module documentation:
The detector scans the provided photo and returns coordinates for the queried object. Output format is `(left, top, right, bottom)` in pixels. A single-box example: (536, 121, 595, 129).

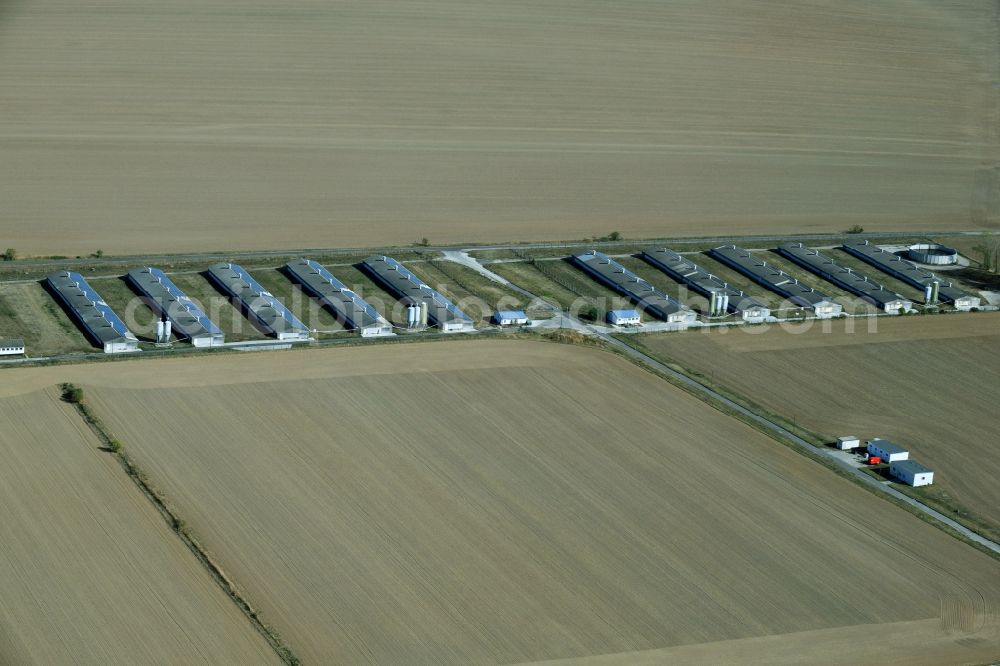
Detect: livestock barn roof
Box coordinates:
(841, 240, 978, 307)
(571, 250, 696, 324)
(776, 243, 912, 311)
(127, 267, 224, 343)
(206, 262, 309, 339)
(360, 255, 474, 330)
(708, 245, 839, 311)
(642, 247, 768, 315)
(45, 271, 139, 347)
(285, 259, 391, 335)
(495, 310, 528, 319)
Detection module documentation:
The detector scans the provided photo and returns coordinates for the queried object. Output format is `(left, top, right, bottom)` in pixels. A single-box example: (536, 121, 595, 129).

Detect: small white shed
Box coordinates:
(890, 459, 934, 487)
(493, 310, 529, 326)
(836, 436, 860, 450)
(608, 309, 641, 326)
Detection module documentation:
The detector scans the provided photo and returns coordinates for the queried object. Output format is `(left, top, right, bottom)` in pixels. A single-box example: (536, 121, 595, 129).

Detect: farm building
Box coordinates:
(867, 438, 909, 463)
(127, 267, 224, 347)
(360, 256, 475, 333)
(206, 263, 311, 341)
(493, 310, 529, 326)
(641, 248, 770, 322)
(571, 251, 697, 326)
(608, 309, 641, 326)
(45, 271, 139, 353)
(708, 246, 843, 318)
(0, 338, 24, 356)
(836, 436, 860, 450)
(285, 259, 393, 337)
(777, 243, 913, 314)
(890, 459, 934, 487)
(842, 240, 980, 310)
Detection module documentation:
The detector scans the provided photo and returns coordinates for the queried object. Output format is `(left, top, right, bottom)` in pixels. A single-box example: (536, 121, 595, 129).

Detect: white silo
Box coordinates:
(419, 302, 428, 327)
(163, 319, 172, 341)
(709, 291, 719, 316)
(155, 319, 165, 342)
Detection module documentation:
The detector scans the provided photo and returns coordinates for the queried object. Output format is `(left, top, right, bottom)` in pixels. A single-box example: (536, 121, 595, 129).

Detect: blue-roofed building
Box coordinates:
(492, 310, 529, 326)
(708, 245, 843, 318)
(361, 255, 475, 333)
(127, 267, 224, 347)
(206, 263, 311, 341)
(777, 243, 912, 314)
(842, 240, 980, 310)
(641, 248, 770, 322)
(46, 271, 140, 353)
(571, 250, 696, 326)
(608, 309, 641, 326)
(285, 259, 393, 337)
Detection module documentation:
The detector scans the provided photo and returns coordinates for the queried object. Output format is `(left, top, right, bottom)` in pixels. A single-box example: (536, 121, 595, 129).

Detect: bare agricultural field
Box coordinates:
(0, 389, 279, 664)
(635, 313, 1000, 540)
(1, 1, 997, 257)
(20, 340, 992, 665)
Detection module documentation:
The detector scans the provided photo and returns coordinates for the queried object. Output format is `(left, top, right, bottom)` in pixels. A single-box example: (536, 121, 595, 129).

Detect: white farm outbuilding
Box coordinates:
(836, 436, 860, 450)
(493, 310, 529, 326)
(890, 460, 934, 487)
(0, 338, 25, 356)
(608, 309, 641, 326)
(867, 438, 909, 463)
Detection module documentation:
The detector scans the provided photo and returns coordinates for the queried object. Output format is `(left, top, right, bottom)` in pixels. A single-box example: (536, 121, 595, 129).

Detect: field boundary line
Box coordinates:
(58, 384, 303, 666)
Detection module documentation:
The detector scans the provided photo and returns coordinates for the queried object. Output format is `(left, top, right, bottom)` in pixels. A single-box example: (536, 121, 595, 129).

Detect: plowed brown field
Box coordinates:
(0, 389, 279, 664)
(1, 1, 997, 256)
(9, 341, 990, 664)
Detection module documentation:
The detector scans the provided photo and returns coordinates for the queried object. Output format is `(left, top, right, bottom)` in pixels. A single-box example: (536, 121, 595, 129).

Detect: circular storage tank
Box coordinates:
(907, 243, 958, 266)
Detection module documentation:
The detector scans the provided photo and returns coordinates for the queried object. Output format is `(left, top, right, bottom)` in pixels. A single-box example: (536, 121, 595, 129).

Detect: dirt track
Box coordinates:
(46, 340, 1000, 665)
(1, 0, 997, 256)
